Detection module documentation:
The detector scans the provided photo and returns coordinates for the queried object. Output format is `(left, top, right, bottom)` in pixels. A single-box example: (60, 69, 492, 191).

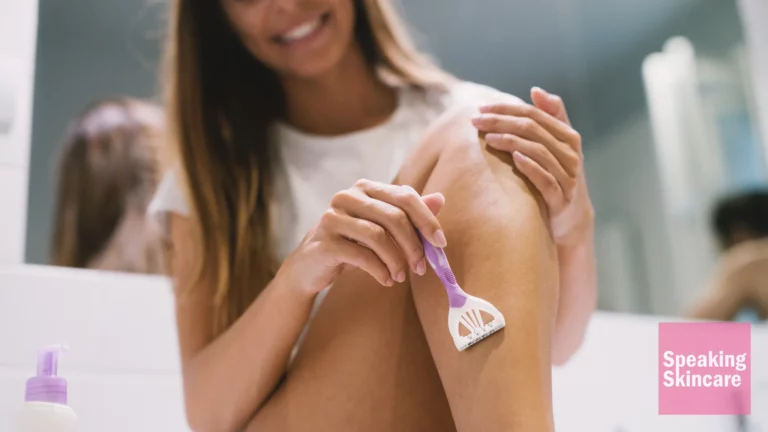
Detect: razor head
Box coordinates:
(453, 318, 505, 351)
(448, 297, 506, 351)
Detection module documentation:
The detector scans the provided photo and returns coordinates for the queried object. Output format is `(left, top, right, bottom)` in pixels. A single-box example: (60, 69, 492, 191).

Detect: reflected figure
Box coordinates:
(50, 98, 165, 274)
(713, 191, 768, 250)
(688, 190, 768, 321)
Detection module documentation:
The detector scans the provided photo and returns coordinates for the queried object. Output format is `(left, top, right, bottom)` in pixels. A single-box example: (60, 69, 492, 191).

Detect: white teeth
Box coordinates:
(281, 18, 322, 42)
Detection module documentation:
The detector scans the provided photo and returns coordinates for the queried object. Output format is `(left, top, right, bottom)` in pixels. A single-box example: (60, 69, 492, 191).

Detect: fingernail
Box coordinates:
(433, 230, 447, 248)
(395, 271, 406, 283)
(416, 259, 427, 276)
(471, 115, 486, 125)
(385, 278, 394, 287)
(512, 151, 528, 160)
(485, 133, 503, 143)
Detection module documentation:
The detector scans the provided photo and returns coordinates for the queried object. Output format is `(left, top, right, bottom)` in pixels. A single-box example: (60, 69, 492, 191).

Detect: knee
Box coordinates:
(396, 88, 523, 191)
(423, 89, 523, 163)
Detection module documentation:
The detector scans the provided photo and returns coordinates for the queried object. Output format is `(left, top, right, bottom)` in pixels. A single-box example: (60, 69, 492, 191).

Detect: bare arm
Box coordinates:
(171, 215, 316, 432)
(686, 241, 768, 320)
(552, 234, 597, 364)
(687, 278, 746, 321)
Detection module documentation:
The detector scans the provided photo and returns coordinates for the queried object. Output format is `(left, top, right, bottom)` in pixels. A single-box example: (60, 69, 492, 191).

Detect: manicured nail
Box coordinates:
(513, 151, 528, 161)
(385, 278, 394, 287)
(433, 230, 447, 248)
(416, 259, 427, 276)
(395, 271, 406, 283)
(471, 115, 487, 126)
(485, 133, 503, 143)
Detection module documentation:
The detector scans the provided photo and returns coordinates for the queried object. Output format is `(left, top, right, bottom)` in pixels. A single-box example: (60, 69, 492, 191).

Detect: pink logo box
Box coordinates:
(659, 322, 751, 415)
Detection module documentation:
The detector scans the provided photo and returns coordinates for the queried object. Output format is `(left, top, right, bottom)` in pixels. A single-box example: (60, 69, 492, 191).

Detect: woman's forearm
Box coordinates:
(552, 231, 597, 366)
(184, 269, 316, 432)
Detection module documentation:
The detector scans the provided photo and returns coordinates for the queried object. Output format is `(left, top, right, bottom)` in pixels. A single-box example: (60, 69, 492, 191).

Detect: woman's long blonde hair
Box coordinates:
(52, 98, 165, 274)
(164, 0, 453, 334)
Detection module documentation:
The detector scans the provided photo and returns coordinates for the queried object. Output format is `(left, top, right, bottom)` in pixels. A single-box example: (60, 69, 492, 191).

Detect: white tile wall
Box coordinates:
(0, 59, 34, 167)
(0, 265, 187, 432)
(0, 265, 765, 432)
(0, 0, 38, 265)
(0, 167, 27, 265)
(0, 0, 39, 62)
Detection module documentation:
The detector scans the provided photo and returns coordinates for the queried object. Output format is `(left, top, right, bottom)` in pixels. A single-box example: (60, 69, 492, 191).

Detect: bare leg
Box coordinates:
(248, 270, 455, 431)
(248, 105, 558, 431)
(406, 106, 559, 431)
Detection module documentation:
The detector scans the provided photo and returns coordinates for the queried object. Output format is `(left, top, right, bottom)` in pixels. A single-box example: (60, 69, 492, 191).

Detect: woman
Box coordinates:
(152, 0, 596, 430)
(688, 190, 768, 321)
(52, 98, 165, 274)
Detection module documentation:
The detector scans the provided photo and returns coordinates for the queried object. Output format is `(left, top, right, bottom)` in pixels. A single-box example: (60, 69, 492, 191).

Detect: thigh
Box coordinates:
(248, 269, 455, 432)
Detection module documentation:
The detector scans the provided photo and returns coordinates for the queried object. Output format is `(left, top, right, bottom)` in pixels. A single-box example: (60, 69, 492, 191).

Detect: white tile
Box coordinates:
(0, 166, 27, 265)
(0, 60, 34, 167)
(0, 266, 179, 372)
(0, 0, 39, 62)
(0, 0, 38, 169)
(0, 265, 187, 432)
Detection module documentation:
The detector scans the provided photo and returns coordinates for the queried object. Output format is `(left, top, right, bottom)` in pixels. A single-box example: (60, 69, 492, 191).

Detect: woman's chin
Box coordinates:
(282, 57, 343, 81)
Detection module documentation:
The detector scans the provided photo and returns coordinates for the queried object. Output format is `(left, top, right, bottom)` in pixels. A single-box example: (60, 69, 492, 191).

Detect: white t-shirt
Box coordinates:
(148, 81, 499, 358)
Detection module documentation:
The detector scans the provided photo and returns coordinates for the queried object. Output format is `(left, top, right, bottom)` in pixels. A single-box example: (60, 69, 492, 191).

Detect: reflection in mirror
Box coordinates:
(25, 0, 165, 269)
(23, 0, 765, 321)
(49, 98, 164, 273)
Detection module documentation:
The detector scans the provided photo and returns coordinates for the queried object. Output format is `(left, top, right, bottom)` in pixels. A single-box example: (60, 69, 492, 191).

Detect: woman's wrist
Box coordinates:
(556, 216, 595, 253)
(274, 254, 322, 300)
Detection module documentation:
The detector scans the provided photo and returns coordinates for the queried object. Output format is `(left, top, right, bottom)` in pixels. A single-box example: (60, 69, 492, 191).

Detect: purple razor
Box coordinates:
(419, 233, 506, 351)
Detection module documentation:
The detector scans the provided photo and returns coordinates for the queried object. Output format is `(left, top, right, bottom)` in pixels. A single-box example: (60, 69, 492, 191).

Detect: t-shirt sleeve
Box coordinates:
(147, 169, 191, 234)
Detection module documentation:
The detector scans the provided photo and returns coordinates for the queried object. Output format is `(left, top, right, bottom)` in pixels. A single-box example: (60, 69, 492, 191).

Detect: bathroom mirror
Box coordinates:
(25, 0, 764, 319)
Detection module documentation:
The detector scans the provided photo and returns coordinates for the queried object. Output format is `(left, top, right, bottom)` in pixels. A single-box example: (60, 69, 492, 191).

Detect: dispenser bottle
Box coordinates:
(13, 346, 78, 432)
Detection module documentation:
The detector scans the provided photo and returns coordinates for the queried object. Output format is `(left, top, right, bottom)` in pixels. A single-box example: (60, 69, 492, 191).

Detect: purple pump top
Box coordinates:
(418, 232, 468, 308)
(25, 345, 68, 405)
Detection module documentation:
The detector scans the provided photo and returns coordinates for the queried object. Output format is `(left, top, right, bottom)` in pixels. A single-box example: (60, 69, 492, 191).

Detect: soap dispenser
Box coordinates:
(13, 345, 78, 432)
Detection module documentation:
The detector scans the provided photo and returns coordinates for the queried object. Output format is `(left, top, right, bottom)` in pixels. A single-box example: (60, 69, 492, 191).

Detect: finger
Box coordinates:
(358, 180, 447, 248)
(512, 151, 565, 212)
(321, 208, 408, 282)
(334, 190, 425, 275)
(531, 86, 570, 125)
(328, 237, 394, 287)
(472, 112, 580, 178)
(484, 133, 576, 196)
(475, 103, 579, 151)
(421, 192, 445, 216)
